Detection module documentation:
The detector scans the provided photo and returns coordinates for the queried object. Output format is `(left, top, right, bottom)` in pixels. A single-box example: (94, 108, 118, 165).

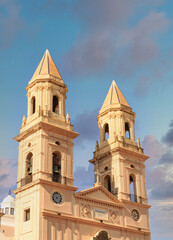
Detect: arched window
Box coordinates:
(31, 97, 36, 114)
(26, 153, 33, 176)
(104, 123, 109, 140)
(93, 230, 110, 240)
(104, 175, 111, 192)
(52, 152, 61, 183)
(129, 174, 137, 202)
(125, 122, 130, 139)
(53, 96, 59, 113)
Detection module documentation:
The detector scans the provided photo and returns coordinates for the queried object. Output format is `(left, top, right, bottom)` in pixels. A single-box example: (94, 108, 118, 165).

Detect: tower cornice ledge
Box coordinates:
(14, 178, 78, 195)
(90, 146, 149, 164)
(14, 121, 79, 142)
(122, 199, 151, 209)
(26, 77, 67, 93)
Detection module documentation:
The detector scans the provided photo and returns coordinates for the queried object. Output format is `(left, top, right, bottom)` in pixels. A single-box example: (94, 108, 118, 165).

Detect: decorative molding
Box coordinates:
(109, 210, 120, 224)
(81, 204, 92, 218)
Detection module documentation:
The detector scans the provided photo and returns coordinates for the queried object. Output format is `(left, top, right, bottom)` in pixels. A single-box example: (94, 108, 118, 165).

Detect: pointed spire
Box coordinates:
(100, 80, 130, 112)
(30, 49, 62, 83)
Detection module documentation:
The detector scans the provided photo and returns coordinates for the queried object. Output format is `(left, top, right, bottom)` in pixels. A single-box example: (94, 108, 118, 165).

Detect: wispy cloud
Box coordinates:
(73, 109, 99, 145)
(162, 120, 173, 146)
(61, 1, 171, 98)
(0, 0, 24, 48)
(74, 164, 94, 191)
(0, 158, 17, 202)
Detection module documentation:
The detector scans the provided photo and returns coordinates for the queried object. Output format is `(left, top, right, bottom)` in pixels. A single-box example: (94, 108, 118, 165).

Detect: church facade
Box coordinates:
(13, 50, 151, 240)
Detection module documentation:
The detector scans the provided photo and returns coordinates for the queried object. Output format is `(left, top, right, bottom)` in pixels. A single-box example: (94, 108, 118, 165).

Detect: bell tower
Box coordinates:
(14, 50, 79, 240)
(90, 80, 149, 205)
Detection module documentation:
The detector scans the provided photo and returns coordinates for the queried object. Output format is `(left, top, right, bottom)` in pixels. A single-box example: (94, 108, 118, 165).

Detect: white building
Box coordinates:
(0, 192, 15, 240)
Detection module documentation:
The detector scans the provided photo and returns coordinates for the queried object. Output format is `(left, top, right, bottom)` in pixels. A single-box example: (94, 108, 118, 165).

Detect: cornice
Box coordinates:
(14, 178, 78, 194)
(42, 209, 151, 235)
(122, 199, 151, 209)
(14, 121, 79, 142)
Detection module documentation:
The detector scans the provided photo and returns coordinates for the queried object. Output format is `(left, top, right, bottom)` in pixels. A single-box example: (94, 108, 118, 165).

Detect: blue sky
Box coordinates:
(0, 1, 173, 239)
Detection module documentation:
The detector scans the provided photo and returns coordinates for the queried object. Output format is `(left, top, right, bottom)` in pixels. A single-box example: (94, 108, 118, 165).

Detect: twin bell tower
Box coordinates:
(13, 50, 151, 240)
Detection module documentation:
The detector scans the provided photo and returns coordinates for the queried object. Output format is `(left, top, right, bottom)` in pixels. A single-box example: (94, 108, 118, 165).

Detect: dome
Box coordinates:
(1, 194, 15, 205)
(1, 193, 15, 215)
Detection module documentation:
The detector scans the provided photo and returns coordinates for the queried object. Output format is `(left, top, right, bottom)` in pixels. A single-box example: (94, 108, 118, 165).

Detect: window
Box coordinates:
(52, 152, 61, 183)
(104, 123, 109, 140)
(5, 208, 9, 215)
(125, 122, 130, 139)
(130, 174, 137, 202)
(10, 208, 14, 215)
(31, 97, 36, 114)
(53, 96, 59, 113)
(26, 153, 33, 176)
(25, 209, 30, 221)
(104, 175, 111, 192)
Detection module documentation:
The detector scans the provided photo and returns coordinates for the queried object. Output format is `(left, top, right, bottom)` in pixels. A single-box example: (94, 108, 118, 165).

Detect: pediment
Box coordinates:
(75, 185, 124, 208)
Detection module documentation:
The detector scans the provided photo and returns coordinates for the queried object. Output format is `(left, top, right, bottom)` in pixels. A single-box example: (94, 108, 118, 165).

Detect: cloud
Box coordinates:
(73, 109, 99, 145)
(0, 0, 24, 48)
(0, 173, 8, 181)
(142, 135, 164, 165)
(0, 158, 17, 189)
(62, 34, 115, 77)
(61, 1, 171, 99)
(162, 119, 173, 146)
(160, 151, 173, 164)
(142, 132, 173, 200)
(74, 164, 94, 191)
(116, 11, 170, 79)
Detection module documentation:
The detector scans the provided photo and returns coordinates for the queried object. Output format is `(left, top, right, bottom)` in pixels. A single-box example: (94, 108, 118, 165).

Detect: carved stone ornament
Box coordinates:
(81, 204, 91, 218)
(109, 211, 120, 224)
(131, 209, 140, 221)
(93, 231, 111, 240)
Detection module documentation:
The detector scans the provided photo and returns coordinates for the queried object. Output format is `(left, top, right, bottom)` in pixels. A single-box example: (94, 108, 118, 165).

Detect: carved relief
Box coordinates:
(81, 204, 92, 218)
(109, 210, 120, 224)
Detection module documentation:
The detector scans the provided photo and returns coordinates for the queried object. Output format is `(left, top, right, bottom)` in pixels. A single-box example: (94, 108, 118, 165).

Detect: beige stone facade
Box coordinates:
(13, 50, 151, 240)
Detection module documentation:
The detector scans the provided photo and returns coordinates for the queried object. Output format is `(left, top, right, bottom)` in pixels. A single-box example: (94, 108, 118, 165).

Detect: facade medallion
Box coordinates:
(52, 192, 62, 204)
(131, 209, 140, 221)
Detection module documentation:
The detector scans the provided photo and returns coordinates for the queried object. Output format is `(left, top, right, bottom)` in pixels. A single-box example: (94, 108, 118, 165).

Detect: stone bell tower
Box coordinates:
(90, 80, 150, 230)
(14, 50, 79, 240)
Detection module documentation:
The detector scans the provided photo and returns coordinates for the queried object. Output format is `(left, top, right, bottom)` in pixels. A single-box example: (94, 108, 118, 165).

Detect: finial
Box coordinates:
(9, 189, 11, 195)
(22, 115, 26, 127)
(137, 138, 141, 148)
(95, 141, 99, 151)
(66, 112, 71, 124)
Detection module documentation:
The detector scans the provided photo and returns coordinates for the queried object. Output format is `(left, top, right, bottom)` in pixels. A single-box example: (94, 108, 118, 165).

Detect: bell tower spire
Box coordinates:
(98, 80, 135, 144)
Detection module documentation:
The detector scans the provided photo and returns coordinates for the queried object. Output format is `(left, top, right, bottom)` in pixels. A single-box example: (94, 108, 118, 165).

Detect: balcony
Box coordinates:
(130, 194, 142, 203)
(21, 175, 32, 187)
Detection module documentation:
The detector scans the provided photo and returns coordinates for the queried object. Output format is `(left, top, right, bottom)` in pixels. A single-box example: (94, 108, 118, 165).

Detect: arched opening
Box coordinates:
(104, 123, 109, 140)
(52, 152, 61, 183)
(125, 122, 130, 139)
(129, 175, 137, 202)
(53, 96, 59, 113)
(26, 153, 33, 176)
(104, 175, 111, 192)
(31, 97, 36, 114)
(93, 230, 110, 240)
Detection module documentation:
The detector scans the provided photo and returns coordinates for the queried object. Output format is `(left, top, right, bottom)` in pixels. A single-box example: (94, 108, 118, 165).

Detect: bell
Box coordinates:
(53, 166, 59, 173)
(28, 166, 32, 175)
